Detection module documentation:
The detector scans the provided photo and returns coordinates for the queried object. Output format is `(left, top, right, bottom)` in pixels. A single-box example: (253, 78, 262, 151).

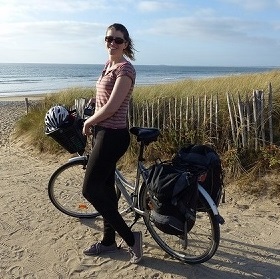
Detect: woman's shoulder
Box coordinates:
(116, 60, 136, 76)
(119, 60, 135, 70)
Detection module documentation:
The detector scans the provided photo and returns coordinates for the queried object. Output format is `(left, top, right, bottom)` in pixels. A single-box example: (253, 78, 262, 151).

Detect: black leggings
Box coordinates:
(82, 126, 134, 247)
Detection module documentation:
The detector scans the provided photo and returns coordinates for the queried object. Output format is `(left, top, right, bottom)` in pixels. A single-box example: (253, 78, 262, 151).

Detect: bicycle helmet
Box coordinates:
(45, 105, 69, 130)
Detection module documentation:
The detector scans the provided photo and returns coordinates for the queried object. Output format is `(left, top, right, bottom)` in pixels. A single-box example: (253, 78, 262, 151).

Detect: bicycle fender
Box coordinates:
(68, 156, 87, 163)
(198, 183, 219, 216)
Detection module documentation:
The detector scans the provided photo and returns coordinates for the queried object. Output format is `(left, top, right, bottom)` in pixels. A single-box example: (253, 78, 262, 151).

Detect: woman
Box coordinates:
(82, 23, 142, 264)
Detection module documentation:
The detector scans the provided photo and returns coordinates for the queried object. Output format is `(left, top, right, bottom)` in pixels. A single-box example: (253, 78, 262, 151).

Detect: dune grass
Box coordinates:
(15, 71, 280, 198)
(15, 87, 94, 153)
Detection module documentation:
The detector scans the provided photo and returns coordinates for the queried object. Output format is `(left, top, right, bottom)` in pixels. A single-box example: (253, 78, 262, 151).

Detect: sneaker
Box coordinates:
(83, 242, 117, 256)
(128, 231, 143, 264)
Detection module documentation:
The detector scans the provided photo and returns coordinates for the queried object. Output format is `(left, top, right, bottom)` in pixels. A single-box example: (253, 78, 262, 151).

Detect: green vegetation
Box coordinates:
(15, 71, 280, 198)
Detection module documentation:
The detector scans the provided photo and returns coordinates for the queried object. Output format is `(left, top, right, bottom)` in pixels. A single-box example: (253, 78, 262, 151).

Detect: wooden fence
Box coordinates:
(129, 95, 221, 147)
(226, 86, 273, 150)
(74, 83, 274, 152)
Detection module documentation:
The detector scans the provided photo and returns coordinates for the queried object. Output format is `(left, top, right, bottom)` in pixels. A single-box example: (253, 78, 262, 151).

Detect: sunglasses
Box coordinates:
(105, 36, 126, 45)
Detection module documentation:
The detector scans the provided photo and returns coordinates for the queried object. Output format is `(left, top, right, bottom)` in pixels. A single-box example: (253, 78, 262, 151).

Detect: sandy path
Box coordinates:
(0, 100, 279, 278)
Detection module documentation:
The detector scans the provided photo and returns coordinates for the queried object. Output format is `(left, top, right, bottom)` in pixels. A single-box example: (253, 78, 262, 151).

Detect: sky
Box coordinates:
(0, 0, 280, 67)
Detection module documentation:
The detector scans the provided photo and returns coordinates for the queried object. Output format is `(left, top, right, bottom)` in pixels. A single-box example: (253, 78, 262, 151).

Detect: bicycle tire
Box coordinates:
(139, 183, 220, 264)
(48, 159, 100, 218)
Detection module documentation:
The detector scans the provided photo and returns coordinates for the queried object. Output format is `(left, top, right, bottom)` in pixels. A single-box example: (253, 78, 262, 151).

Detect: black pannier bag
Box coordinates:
(172, 144, 224, 209)
(146, 163, 198, 235)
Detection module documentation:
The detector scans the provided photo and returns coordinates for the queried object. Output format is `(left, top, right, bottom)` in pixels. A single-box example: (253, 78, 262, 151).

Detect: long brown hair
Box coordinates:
(107, 23, 136, 61)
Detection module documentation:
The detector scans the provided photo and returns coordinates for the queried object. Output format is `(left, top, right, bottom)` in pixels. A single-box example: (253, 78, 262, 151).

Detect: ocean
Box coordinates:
(0, 63, 278, 97)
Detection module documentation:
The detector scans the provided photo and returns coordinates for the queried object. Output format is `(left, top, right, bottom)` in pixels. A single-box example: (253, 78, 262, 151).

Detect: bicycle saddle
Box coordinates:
(129, 127, 160, 144)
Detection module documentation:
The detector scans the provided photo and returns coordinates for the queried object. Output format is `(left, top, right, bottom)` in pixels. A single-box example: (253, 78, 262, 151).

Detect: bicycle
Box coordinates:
(48, 125, 225, 264)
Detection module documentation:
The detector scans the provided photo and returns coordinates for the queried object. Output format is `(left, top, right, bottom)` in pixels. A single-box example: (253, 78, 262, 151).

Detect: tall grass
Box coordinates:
(43, 87, 95, 108)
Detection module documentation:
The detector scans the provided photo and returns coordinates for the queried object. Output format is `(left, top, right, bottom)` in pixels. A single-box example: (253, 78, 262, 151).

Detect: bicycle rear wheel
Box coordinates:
(140, 183, 220, 264)
(48, 159, 100, 218)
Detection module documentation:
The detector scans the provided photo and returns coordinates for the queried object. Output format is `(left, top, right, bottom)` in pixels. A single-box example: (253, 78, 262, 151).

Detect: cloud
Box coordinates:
(0, 0, 105, 12)
(0, 0, 108, 23)
(222, 0, 280, 11)
(0, 20, 102, 39)
(137, 0, 176, 12)
(142, 14, 279, 47)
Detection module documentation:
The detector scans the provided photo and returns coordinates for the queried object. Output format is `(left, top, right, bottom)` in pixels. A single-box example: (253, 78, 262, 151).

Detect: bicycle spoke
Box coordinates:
(48, 160, 99, 218)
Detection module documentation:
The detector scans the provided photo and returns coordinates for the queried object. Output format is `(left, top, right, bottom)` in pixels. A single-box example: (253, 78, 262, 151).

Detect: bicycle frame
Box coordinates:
(115, 160, 149, 217)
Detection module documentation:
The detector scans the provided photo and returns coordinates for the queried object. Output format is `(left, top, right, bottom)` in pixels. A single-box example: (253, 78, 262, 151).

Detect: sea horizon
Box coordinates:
(2, 61, 279, 67)
(0, 63, 279, 97)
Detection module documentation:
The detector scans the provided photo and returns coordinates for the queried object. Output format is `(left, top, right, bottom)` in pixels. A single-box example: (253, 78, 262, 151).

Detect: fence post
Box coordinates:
(151, 100, 154, 127)
(74, 98, 86, 117)
(174, 97, 177, 131)
(25, 97, 29, 114)
(146, 100, 150, 127)
(268, 83, 273, 144)
(245, 94, 251, 147)
(203, 95, 207, 127)
(191, 96, 195, 130)
(185, 96, 189, 130)
(253, 90, 259, 150)
(157, 98, 160, 129)
(197, 96, 201, 137)
(237, 94, 246, 148)
(179, 98, 183, 141)
(209, 95, 213, 138)
(202, 95, 207, 142)
(215, 94, 219, 143)
(163, 98, 166, 129)
(260, 90, 265, 147)
(227, 92, 236, 147)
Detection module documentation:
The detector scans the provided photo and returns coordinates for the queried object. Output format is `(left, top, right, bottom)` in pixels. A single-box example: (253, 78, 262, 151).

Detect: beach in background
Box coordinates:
(0, 95, 46, 101)
(1, 63, 278, 97)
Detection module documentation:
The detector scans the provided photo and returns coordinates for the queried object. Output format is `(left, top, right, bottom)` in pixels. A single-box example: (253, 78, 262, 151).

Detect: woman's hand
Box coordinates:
(82, 118, 93, 136)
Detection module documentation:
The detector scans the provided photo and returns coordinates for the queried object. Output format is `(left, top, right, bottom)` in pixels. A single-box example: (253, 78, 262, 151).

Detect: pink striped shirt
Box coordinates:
(95, 61, 136, 129)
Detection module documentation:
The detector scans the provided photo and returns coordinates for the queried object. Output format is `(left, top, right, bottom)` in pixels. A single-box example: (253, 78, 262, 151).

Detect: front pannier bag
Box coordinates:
(146, 163, 198, 235)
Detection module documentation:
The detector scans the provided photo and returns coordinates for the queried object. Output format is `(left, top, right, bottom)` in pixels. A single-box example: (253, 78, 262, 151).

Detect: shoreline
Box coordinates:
(0, 93, 47, 102)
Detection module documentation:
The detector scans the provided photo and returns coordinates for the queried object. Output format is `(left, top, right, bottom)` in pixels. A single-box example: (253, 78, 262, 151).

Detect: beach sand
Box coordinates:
(0, 94, 46, 102)
(0, 98, 279, 279)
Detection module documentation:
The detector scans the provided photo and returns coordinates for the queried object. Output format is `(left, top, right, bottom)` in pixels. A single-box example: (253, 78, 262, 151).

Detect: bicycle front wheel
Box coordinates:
(140, 183, 220, 264)
(48, 159, 100, 218)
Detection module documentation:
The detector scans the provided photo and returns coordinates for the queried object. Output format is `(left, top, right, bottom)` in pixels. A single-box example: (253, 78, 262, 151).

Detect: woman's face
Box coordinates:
(105, 28, 127, 57)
